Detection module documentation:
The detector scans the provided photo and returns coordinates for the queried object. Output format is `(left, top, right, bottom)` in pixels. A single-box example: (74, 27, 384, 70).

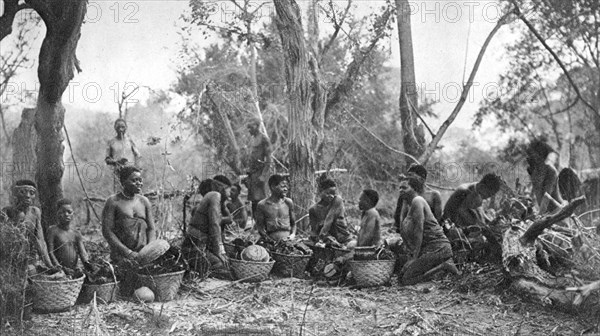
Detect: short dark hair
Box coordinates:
(479, 173, 501, 193)
(406, 176, 425, 194)
(114, 118, 127, 127)
(213, 175, 232, 187)
(199, 179, 216, 196)
(528, 139, 554, 161)
(56, 198, 72, 208)
(408, 164, 428, 180)
(362, 189, 379, 207)
(268, 174, 286, 189)
(318, 178, 336, 191)
(15, 179, 36, 188)
(119, 165, 141, 184)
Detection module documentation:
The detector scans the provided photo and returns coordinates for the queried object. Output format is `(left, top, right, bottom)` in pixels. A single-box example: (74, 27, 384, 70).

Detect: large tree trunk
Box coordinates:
(34, 1, 87, 230)
(395, 0, 423, 160)
(12, 108, 37, 183)
(274, 0, 315, 228)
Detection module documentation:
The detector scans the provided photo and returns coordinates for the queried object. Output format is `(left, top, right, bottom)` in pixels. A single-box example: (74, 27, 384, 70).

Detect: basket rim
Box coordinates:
(348, 259, 396, 264)
(228, 257, 275, 265)
(30, 274, 85, 284)
(137, 269, 186, 278)
(271, 251, 312, 258)
(83, 281, 120, 287)
(311, 245, 351, 252)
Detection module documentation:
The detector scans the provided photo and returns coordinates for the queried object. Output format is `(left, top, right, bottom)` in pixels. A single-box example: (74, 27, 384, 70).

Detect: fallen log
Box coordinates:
(502, 196, 588, 306)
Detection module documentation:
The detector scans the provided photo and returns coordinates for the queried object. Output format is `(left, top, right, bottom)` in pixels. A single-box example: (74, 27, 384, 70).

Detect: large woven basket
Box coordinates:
(271, 252, 312, 278)
(349, 259, 396, 287)
(137, 270, 185, 302)
(81, 281, 120, 304)
(229, 258, 274, 282)
(31, 274, 85, 312)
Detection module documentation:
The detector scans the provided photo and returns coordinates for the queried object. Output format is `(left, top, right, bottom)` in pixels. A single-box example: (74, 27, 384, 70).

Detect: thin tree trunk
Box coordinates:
(274, 0, 315, 227)
(206, 83, 242, 174)
(34, 1, 87, 230)
(12, 108, 37, 183)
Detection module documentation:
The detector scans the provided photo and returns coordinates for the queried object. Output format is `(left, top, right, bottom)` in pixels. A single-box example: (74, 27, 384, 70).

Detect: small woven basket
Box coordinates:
(349, 259, 396, 287)
(81, 281, 120, 304)
(31, 274, 85, 312)
(271, 252, 312, 278)
(137, 270, 185, 302)
(229, 258, 274, 282)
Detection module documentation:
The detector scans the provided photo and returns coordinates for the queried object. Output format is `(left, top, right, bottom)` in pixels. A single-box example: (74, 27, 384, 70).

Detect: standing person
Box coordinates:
(526, 139, 565, 214)
(397, 177, 459, 285)
(255, 174, 296, 242)
(183, 176, 232, 275)
(101, 166, 156, 263)
(441, 173, 502, 228)
(246, 119, 272, 218)
(1, 180, 54, 270)
(105, 118, 141, 169)
(47, 199, 91, 271)
(226, 183, 249, 230)
(308, 178, 353, 246)
(395, 165, 442, 233)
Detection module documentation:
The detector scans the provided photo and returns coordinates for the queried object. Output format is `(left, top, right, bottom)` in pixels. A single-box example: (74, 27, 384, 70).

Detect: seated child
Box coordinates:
(356, 189, 382, 248)
(47, 199, 91, 271)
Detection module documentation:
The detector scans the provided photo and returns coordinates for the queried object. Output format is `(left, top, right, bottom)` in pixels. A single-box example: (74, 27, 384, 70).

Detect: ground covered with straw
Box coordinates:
(4, 261, 599, 336)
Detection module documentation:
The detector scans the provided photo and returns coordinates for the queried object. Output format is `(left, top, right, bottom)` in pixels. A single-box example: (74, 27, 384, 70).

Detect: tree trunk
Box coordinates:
(206, 83, 242, 174)
(274, 0, 315, 228)
(34, 1, 87, 230)
(395, 0, 423, 160)
(12, 108, 37, 183)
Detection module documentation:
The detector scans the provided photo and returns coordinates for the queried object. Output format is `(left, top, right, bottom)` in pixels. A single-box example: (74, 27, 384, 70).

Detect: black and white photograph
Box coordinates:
(1, 0, 599, 335)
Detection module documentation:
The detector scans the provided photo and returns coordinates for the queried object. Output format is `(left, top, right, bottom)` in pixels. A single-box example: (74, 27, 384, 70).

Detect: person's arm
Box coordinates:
(319, 196, 343, 238)
(206, 193, 224, 255)
(105, 140, 116, 166)
(408, 198, 425, 259)
(239, 202, 248, 229)
(431, 191, 443, 223)
(75, 232, 90, 264)
(46, 228, 60, 267)
(254, 202, 268, 239)
(442, 188, 468, 224)
(394, 194, 403, 233)
(286, 198, 296, 238)
(142, 196, 156, 243)
(34, 209, 54, 267)
(539, 165, 563, 213)
(220, 201, 233, 226)
(130, 139, 141, 166)
(262, 134, 272, 168)
(102, 198, 136, 259)
(308, 207, 319, 238)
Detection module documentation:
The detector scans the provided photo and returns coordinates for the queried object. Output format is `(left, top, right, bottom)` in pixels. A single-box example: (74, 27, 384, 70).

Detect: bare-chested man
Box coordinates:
(395, 164, 442, 232)
(47, 199, 90, 270)
(255, 174, 296, 242)
(246, 119, 272, 217)
(309, 178, 353, 246)
(1, 180, 54, 270)
(526, 139, 564, 214)
(105, 118, 141, 169)
(226, 183, 249, 230)
(183, 176, 232, 274)
(102, 166, 156, 262)
(441, 173, 502, 228)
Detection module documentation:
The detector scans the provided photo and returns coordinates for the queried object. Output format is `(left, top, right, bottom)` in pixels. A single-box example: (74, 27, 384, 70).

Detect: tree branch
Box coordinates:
(418, 11, 510, 164)
(520, 196, 586, 245)
(511, 0, 600, 118)
(320, 0, 352, 60)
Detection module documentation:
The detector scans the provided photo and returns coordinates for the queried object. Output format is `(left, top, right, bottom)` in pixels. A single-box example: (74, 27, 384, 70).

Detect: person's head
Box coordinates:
(114, 118, 127, 135)
(213, 175, 232, 200)
(398, 176, 424, 201)
(318, 178, 337, 203)
(119, 166, 143, 195)
(13, 180, 37, 208)
(198, 179, 215, 196)
(526, 139, 554, 166)
(56, 198, 74, 226)
(247, 119, 261, 136)
(268, 174, 288, 198)
(407, 164, 428, 181)
(230, 183, 242, 200)
(476, 173, 502, 199)
(358, 189, 379, 211)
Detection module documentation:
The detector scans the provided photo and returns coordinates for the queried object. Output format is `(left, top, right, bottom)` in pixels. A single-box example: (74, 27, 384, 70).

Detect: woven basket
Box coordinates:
(271, 252, 312, 278)
(353, 246, 378, 260)
(229, 258, 274, 282)
(31, 274, 85, 312)
(81, 281, 120, 304)
(349, 259, 396, 287)
(137, 270, 185, 302)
